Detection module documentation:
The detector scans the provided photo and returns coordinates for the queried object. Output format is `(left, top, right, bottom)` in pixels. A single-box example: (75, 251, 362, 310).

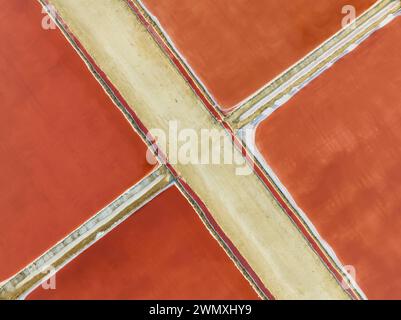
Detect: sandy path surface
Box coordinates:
(48, 0, 351, 299)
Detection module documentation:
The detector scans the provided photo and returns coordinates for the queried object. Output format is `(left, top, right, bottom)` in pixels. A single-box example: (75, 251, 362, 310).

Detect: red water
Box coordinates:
(142, 0, 376, 109)
(28, 187, 258, 299)
(0, 0, 153, 281)
(256, 18, 401, 299)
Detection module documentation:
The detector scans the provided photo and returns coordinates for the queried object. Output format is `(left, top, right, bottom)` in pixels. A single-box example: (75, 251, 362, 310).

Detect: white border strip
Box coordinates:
(239, 127, 368, 299)
(136, 0, 219, 108)
(0, 166, 172, 299)
(238, 8, 401, 299)
(238, 1, 400, 127)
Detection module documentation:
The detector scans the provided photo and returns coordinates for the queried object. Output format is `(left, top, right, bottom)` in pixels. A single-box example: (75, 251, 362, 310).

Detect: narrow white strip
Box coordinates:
(0, 166, 172, 299)
(239, 126, 368, 299)
(238, 1, 400, 127)
(135, 0, 219, 108)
